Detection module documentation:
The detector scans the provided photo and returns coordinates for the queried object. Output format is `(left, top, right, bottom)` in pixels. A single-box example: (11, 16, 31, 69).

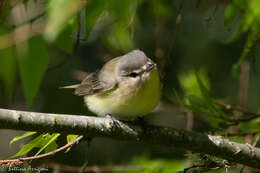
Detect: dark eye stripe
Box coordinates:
(128, 72, 138, 78)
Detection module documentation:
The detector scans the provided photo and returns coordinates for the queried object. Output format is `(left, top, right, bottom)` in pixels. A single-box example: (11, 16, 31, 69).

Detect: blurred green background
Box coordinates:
(1, 0, 260, 172)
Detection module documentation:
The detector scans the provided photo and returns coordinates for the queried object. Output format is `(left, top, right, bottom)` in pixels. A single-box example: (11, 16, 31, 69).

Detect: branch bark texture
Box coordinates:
(0, 108, 260, 169)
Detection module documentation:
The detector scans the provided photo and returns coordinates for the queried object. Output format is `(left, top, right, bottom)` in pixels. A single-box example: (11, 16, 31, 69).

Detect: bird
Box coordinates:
(62, 50, 161, 121)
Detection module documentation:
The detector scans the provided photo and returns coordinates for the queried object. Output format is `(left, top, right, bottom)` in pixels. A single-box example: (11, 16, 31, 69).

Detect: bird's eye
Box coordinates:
(128, 72, 138, 78)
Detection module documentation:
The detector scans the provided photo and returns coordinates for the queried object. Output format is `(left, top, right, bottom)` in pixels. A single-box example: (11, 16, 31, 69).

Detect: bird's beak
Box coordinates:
(145, 60, 156, 72)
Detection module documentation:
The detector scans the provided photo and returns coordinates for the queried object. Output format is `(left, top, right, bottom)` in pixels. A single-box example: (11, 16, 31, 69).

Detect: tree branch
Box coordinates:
(0, 108, 260, 169)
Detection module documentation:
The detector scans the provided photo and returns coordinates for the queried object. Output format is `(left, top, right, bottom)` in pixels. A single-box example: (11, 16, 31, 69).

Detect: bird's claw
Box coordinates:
(106, 114, 120, 127)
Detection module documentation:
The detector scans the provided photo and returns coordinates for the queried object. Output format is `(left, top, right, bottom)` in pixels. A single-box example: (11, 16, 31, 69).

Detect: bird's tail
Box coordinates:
(59, 84, 80, 89)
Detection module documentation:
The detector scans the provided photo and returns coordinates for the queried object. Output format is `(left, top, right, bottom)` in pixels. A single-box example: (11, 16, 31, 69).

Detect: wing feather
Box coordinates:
(74, 57, 120, 96)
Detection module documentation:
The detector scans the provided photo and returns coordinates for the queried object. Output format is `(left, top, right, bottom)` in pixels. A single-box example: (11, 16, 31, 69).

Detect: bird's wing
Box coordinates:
(74, 57, 120, 96)
(73, 73, 116, 96)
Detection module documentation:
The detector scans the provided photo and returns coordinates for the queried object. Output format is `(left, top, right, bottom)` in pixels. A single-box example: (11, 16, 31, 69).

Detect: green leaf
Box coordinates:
(65, 134, 78, 152)
(44, 140, 58, 153)
(35, 133, 60, 156)
(84, 0, 107, 40)
(107, 26, 133, 51)
(45, 0, 86, 41)
(11, 133, 61, 158)
(17, 36, 49, 106)
(11, 134, 45, 158)
(178, 69, 229, 122)
(55, 25, 74, 54)
(239, 117, 260, 132)
(104, 0, 137, 51)
(9, 131, 37, 146)
(249, 0, 260, 16)
(194, 71, 228, 120)
(228, 19, 251, 43)
(108, 0, 137, 24)
(226, 0, 260, 43)
(178, 68, 210, 98)
(231, 63, 240, 78)
(173, 89, 186, 106)
(0, 28, 16, 103)
(224, 3, 238, 31)
(194, 70, 211, 100)
(151, 0, 172, 19)
(231, 23, 260, 78)
(67, 134, 78, 143)
(226, 1, 254, 42)
(185, 95, 211, 113)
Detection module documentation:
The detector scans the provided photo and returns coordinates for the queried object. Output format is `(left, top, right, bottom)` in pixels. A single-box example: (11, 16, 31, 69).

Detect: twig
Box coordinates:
(176, 160, 229, 173)
(185, 110, 194, 167)
(127, 8, 136, 39)
(186, 110, 193, 131)
(176, 154, 230, 173)
(0, 135, 84, 167)
(45, 162, 143, 172)
(227, 131, 260, 137)
(157, 0, 185, 78)
(176, 164, 222, 173)
(166, 0, 185, 60)
(205, 0, 220, 25)
(236, 56, 250, 173)
(253, 136, 260, 147)
(214, 101, 260, 122)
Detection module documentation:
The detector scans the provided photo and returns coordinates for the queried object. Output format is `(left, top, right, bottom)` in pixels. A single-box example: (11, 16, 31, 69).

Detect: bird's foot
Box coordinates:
(106, 114, 120, 127)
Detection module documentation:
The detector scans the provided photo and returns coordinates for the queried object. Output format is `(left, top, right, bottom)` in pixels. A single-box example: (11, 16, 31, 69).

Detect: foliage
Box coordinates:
(17, 36, 49, 106)
(65, 134, 79, 152)
(0, 28, 16, 103)
(44, 0, 83, 42)
(177, 69, 229, 128)
(115, 155, 187, 173)
(10, 133, 60, 158)
(9, 131, 37, 146)
(224, 0, 260, 76)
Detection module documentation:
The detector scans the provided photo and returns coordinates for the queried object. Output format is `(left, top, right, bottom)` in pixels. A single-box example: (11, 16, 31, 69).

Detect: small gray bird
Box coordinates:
(64, 50, 161, 121)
